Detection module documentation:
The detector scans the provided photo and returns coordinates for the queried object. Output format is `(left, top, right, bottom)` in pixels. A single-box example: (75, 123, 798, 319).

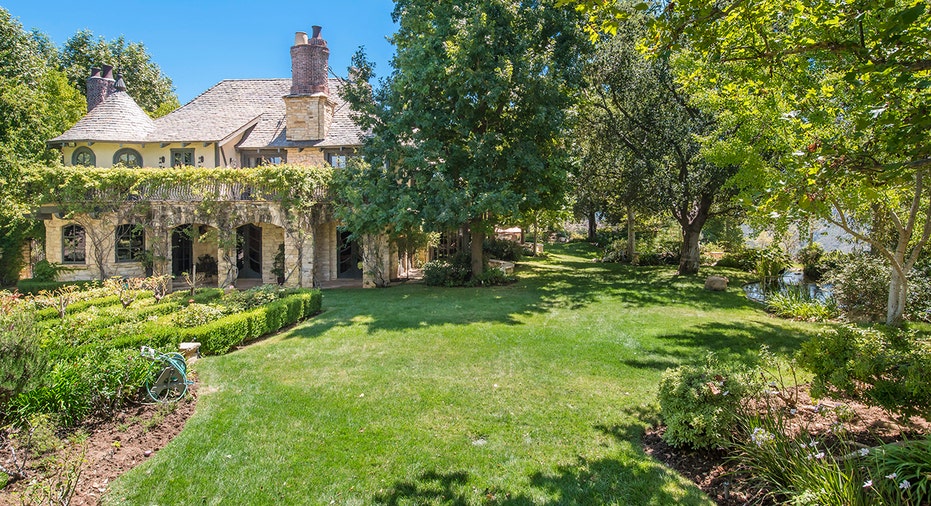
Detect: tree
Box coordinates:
(59, 30, 179, 117)
(338, 0, 588, 278)
(0, 8, 85, 285)
(642, 0, 931, 324)
(578, 15, 746, 274)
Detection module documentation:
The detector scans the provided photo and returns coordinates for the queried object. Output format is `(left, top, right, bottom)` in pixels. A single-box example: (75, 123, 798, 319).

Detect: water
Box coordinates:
(743, 269, 833, 304)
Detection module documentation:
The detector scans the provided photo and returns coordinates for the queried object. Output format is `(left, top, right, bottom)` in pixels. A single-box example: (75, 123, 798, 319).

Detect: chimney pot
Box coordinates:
(101, 64, 114, 80)
(311, 26, 322, 39)
(294, 31, 308, 46)
(90, 67, 101, 78)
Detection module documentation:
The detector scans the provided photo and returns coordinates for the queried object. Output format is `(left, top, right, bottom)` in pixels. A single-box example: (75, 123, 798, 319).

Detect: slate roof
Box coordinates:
(51, 78, 364, 148)
(51, 90, 156, 143)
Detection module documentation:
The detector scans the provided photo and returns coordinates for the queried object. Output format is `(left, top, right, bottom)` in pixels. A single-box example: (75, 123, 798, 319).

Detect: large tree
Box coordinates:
(579, 16, 747, 274)
(0, 8, 85, 285)
(59, 30, 179, 117)
(339, 0, 588, 277)
(640, 0, 931, 324)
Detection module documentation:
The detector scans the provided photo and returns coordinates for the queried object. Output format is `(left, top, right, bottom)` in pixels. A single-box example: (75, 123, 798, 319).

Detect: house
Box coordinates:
(42, 26, 397, 288)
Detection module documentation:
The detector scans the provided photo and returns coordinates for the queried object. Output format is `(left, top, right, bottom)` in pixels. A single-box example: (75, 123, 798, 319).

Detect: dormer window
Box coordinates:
(72, 147, 96, 167)
(114, 148, 142, 167)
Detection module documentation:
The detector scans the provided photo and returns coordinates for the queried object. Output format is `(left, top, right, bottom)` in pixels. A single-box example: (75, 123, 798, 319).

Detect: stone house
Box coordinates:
(42, 26, 396, 288)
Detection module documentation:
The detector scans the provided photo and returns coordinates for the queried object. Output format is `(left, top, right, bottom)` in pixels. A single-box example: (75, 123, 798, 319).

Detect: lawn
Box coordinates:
(105, 243, 820, 505)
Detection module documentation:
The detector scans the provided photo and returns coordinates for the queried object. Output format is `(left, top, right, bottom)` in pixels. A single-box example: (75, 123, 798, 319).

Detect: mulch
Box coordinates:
(642, 385, 931, 504)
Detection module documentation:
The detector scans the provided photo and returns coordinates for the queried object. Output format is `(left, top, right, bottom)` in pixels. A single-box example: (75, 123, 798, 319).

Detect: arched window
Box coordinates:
(62, 224, 86, 264)
(113, 148, 142, 167)
(115, 224, 144, 262)
(71, 147, 96, 167)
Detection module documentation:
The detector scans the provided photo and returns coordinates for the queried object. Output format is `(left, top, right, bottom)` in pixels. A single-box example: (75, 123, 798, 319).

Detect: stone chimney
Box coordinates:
(86, 64, 116, 112)
(285, 26, 334, 141)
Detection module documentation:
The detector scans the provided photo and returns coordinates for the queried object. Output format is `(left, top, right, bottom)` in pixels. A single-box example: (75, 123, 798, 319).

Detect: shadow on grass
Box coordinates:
(618, 319, 816, 372)
(372, 452, 707, 505)
(288, 243, 767, 340)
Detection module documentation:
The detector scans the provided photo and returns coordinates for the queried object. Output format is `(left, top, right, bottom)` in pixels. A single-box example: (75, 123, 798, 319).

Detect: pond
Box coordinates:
(743, 269, 833, 304)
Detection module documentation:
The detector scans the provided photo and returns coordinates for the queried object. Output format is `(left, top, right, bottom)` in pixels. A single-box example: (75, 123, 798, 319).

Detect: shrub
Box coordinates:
(730, 413, 871, 505)
(797, 242, 825, 280)
(264, 301, 289, 333)
(300, 291, 323, 318)
(84, 348, 150, 414)
(173, 303, 225, 328)
(658, 356, 761, 449)
(16, 280, 97, 296)
(423, 252, 473, 287)
(7, 363, 91, 426)
(32, 260, 66, 282)
(756, 245, 790, 283)
(221, 285, 281, 311)
(483, 237, 523, 262)
(765, 285, 839, 322)
(828, 254, 889, 323)
(797, 325, 931, 421)
(715, 247, 758, 271)
(601, 239, 628, 263)
(184, 312, 251, 355)
(0, 311, 48, 408)
(469, 268, 515, 287)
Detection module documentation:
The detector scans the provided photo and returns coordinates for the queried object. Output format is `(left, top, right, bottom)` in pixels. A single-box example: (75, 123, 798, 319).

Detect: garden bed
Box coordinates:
(645, 384, 931, 505)
(0, 387, 197, 506)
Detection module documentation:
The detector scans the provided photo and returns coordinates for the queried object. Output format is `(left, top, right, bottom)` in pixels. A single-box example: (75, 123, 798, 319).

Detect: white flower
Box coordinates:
(751, 427, 774, 447)
(886, 473, 897, 480)
(815, 452, 825, 459)
(789, 408, 797, 415)
(863, 480, 872, 488)
(899, 480, 911, 490)
(722, 390, 729, 396)
(858, 448, 869, 457)
(808, 439, 818, 448)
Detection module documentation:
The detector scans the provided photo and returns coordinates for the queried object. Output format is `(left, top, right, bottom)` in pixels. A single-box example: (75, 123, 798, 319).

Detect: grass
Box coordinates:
(105, 243, 821, 505)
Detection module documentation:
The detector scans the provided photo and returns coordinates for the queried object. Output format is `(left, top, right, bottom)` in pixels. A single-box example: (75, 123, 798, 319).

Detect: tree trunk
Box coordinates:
(626, 206, 637, 265)
(469, 219, 484, 277)
(588, 209, 597, 242)
(886, 271, 907, 326)
(678, 224, 702, 275)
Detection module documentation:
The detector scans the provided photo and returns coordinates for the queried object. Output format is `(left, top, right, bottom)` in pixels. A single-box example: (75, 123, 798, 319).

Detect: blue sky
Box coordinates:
(2, 0, 398, 103)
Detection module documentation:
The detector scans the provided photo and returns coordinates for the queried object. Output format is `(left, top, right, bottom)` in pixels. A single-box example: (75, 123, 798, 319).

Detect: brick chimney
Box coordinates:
(86, 64, 116, 112)
(285, 26, 334, 141)
(290, 25, 329, 95)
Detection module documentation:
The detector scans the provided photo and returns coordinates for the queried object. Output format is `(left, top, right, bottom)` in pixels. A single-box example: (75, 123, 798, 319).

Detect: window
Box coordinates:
(115, 224, 144, 262)
(328, 153, 348, 168)
(71, 147, 96, 167)
(325, 149, 356, 168)
(62, 224, 86, 264)
(242, 151, 286, 168)
(113, 148, 142, 167)
(170, 148, 195, 167)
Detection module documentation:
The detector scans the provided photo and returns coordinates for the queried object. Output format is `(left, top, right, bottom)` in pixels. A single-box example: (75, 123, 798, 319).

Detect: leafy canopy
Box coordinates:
(338, 0, 588, 241)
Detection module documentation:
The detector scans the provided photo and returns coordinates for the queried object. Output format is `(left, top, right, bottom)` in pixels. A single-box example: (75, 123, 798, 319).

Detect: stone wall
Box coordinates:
(287, 147, 326, 166)
(45, 214, 146, 281)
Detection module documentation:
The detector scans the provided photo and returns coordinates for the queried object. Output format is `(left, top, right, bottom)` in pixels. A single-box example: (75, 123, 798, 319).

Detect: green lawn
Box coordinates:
(105, 243, 819, 505)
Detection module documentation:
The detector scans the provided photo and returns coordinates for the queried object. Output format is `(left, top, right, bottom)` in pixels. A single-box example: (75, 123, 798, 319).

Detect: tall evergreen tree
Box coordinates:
(338, 0, 588, 277)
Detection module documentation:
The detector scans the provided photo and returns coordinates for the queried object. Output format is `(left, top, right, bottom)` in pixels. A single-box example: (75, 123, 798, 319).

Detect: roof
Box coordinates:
(51, 91, 156, 143)
(51, 78, 364, 148)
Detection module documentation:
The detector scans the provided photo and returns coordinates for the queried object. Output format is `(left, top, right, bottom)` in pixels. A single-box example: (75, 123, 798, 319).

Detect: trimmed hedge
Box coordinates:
(16, 279, 98, 295)
(191, 291, 322, 355)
